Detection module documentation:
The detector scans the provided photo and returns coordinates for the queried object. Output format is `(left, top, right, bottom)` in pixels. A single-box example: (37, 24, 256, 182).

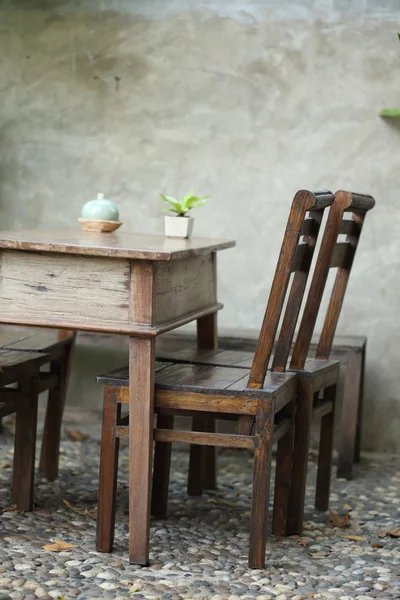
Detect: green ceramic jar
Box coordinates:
(81, 193, 119, 221)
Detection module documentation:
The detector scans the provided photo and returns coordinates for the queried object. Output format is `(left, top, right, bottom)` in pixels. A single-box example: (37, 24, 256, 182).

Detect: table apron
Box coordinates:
(0, 250, 218, 335)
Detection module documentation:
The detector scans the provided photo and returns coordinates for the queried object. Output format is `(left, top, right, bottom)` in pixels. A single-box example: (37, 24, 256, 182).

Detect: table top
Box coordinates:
(0, 229, 235, 261)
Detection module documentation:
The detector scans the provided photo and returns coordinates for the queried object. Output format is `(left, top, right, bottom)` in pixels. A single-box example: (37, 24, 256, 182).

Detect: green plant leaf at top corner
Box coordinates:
(379, 108, 400, 118)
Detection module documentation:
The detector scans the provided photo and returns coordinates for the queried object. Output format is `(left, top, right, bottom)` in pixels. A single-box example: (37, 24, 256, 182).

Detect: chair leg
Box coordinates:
(151, 413, 174, 518)
(96, 387, 120, 553)
(315, 384, 336, 511)
(203, 416, 217, 490)
(187, 416, 205, 496)
(272, 399, 295, 537)
(40, 334, 76, 481)
(12, 375, 39, 512)
(249, 398, 274, 569)
(286, 378, 314, 536)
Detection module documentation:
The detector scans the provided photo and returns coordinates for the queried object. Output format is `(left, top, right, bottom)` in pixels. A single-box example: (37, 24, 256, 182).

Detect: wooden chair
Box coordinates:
(96, 189, 337, 568)
(0, 348, 49, 511)
(156, 192, 375, 494)
(0, 328, 76, 481)
(285, 190, 375, 534)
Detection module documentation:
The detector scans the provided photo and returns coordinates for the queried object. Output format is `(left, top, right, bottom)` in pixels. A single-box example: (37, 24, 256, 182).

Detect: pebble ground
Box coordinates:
(0, 416, 399, 600)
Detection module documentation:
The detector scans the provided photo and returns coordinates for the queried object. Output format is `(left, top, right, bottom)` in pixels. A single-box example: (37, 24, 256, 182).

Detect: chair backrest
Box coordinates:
(289, 190, 375, 369)
(247, 189, 334, 389)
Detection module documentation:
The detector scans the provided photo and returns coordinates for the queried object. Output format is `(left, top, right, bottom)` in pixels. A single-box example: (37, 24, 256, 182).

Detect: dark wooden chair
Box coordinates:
(285, 190, 375, 534)
(0, 328, 76, 481)
(156, 192, 375, 494)
(0, 348, 49, 511)
(96, 189, 338, 568)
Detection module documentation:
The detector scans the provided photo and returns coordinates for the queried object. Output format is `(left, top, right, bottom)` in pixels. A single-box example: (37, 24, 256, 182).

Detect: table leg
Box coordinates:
(129, 336, 156, 565)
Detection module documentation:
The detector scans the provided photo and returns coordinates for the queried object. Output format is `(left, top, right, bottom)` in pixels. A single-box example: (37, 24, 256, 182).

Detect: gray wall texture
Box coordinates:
(1, 0, 399, 452)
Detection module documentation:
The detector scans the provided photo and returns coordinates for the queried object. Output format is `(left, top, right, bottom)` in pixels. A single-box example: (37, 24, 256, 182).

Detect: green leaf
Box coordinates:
(160, 191, 208, 215)
(160, 194, 183, 214)
(380, 108, 400, 118)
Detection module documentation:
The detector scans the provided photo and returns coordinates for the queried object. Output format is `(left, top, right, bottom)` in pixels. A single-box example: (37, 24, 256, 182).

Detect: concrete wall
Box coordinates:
(1, 0, 399, 452)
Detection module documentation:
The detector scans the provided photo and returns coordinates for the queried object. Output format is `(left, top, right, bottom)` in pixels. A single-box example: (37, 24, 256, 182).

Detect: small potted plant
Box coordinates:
(161, 190, 209, 238)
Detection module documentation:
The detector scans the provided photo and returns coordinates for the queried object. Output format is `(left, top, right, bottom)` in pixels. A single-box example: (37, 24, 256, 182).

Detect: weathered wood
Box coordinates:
(130, 262, 156, 325)
(39, 329, 77, 481)
(0, 230, 235, 261)
(0, 251, 130, 329)
(12, 374, 39, 512)
(155, 255, 217, 325)
(0, 349, 48, 386)
(38, 357, 65, 481)
(128, 336, 156, 566)
(96, 388, 121, 552)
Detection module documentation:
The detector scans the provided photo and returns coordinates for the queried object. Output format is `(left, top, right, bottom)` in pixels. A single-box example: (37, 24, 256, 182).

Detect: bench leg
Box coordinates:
(39, 333, 76, 481)
(337, 351, 362, 479)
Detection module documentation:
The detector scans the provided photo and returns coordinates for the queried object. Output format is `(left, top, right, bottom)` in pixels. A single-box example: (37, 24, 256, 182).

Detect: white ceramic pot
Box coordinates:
(164, 215, 194, 238)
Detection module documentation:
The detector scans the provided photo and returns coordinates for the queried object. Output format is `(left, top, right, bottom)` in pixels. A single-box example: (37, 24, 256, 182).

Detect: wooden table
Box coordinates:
(0, 229, 235, 564)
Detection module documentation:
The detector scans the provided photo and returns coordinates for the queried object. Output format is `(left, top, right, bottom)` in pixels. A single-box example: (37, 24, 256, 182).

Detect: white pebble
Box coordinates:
(99, 582, 117, 590)
(14, 564, 33, 571)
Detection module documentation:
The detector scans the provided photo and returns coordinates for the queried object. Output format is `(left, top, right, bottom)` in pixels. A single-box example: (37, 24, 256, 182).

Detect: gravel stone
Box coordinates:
(0, 417, 398, 600)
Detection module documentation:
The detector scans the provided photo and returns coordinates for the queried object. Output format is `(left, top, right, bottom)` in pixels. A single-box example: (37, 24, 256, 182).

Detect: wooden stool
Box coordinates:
(0, 348, 49, 511)
(0, 328, 76, 480)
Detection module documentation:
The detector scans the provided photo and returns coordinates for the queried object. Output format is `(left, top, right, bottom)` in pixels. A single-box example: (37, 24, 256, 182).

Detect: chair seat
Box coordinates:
(98, 361, 297, 417)
(0, 329, 72, 354)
